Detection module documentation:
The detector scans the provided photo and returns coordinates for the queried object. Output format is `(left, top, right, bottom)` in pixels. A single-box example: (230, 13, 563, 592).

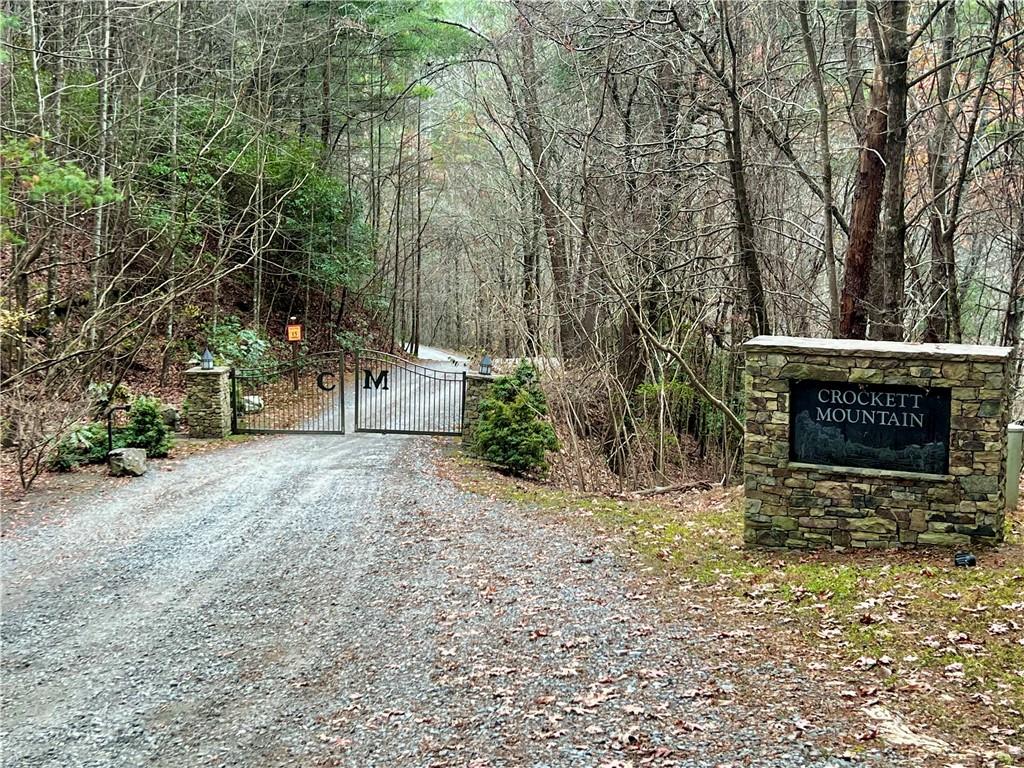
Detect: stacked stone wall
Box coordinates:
(184, 367, 232, 439)
(744, 339, 1012, 549)
(462, 373, 494, 447)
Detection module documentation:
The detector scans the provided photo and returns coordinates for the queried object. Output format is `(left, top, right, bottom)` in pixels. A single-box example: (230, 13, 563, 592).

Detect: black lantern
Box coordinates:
(201, 348, 214, 370)
(480, 354, 492, 376)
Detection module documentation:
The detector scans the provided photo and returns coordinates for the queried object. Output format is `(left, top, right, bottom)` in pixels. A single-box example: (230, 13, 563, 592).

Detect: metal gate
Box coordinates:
(232, 351, 345, 434)
(354, 349, 465, 436)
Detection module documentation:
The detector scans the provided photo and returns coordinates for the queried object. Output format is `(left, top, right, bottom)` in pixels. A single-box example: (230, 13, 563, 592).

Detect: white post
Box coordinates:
(1008, 424, 1023, 510)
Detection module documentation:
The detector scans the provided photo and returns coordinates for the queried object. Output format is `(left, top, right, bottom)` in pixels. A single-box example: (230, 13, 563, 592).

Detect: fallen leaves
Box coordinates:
(443, 453, 1024, 766)
(863, 705, 955, 755)
(579, 685, 618, 709)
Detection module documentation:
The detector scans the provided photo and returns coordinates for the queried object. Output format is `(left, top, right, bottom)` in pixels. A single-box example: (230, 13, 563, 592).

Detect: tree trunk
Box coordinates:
(721, 4, 769, 337)
(516, 3, 577, 357)
(724, 88, 769, 338)
(872, 1, 910, 341)
(320, 6, 332, 162)
(923, 0, 1004, 342)
(839, 82, 887, 339)
(839, 0, 866, 139)
(390, 123, 405, 352)
(161, 0, 183, 385)
(799, 0, 839, 336)
(923, 1, 957, 343)
(90, 0, 112, 348)
(411, 100, 422, 357)
(520, 167, 540, 356)
(1003, 216, 1024, 349)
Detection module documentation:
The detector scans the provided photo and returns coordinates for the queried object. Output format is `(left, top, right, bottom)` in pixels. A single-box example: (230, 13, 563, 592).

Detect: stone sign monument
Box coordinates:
(743, 336, 1014, 549)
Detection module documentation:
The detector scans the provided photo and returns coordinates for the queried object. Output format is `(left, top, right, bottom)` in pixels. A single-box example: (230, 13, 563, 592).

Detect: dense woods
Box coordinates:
(1, 1, 1022, 490)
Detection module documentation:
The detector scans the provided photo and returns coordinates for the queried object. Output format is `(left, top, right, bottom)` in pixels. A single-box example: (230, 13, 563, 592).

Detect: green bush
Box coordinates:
(334, 329, 366, 353)
(124, 396, 173, 458)
(205, 316, 273, 369)
(49, 422, 117, 471)
(473, 362, 558, 476)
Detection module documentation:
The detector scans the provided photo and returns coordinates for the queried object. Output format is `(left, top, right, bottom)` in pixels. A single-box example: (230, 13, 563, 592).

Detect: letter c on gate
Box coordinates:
(316, 371, 336, 392)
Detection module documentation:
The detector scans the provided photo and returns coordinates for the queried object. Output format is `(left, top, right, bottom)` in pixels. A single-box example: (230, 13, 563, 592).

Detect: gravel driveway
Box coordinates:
(2, 428, 908, 767)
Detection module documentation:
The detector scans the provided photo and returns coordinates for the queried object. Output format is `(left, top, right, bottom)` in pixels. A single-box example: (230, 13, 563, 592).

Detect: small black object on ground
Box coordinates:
(954, 551, 977, 567)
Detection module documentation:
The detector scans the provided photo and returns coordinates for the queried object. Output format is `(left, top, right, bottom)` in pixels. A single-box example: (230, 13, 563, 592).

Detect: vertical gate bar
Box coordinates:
(460, 371, 467, 435)
(339, 354, 346, 434)
(354, 351, 360, 432)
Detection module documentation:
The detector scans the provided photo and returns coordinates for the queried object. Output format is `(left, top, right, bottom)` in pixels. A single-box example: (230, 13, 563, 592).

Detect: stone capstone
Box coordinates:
(108, 448, 147, 477)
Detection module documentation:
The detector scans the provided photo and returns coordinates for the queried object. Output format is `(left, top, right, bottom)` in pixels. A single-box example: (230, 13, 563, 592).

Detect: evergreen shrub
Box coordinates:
(472, 362, 558, 476)
(124, 396, 173, 458)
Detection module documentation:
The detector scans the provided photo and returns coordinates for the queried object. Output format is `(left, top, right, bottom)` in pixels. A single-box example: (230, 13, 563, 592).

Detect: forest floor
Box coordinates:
(446, 455, 1024, 768)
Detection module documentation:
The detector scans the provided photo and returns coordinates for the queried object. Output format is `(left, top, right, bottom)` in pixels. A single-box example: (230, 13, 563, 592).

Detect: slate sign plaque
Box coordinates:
(789, 380, 951, 474)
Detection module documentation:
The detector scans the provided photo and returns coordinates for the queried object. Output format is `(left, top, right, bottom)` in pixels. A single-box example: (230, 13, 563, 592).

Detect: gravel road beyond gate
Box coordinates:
(2, 429, 903, 767)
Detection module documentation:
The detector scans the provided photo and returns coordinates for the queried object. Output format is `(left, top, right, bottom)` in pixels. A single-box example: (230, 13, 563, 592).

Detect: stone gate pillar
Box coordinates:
(462, 371, 495, 448)
(184, 366, 232, 439)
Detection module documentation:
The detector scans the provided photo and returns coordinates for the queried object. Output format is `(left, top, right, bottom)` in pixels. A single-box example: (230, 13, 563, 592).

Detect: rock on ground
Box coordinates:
(107, 447, 147, 477)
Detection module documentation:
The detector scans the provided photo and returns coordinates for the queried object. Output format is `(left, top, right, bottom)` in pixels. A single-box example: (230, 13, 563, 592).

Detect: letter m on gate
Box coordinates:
(362, 368, 389, 390)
